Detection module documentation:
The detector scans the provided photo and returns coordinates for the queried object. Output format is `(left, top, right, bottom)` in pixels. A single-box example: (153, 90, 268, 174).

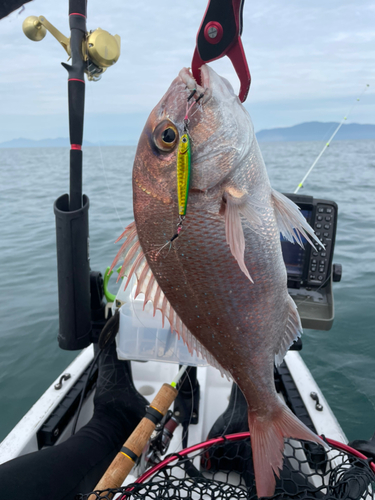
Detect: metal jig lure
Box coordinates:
(177, 133, 191, 219)
(156, 89, 204, 254)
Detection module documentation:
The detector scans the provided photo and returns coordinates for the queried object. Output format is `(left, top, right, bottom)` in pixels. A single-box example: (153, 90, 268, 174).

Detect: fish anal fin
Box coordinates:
(248, 403, 328, 498)
(275, 296, 302, 366)
(271, 189, 321, 249)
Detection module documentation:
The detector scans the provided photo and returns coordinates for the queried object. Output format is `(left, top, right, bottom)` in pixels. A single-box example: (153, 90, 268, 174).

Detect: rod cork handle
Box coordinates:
(91, 383, 178, 497)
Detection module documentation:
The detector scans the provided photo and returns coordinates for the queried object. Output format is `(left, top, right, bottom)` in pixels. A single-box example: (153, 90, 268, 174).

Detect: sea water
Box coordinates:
(0, 139, 374, 443)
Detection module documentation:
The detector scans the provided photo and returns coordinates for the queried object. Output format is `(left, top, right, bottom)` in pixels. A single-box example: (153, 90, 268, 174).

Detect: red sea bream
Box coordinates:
(111, 65, 327, 497)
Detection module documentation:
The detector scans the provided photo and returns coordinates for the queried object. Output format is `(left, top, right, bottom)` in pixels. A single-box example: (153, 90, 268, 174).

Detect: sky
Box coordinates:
(0, 0, 374, 143)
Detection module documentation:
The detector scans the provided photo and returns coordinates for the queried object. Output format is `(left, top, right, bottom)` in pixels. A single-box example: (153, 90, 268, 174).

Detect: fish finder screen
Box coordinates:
(281, 209, 312, 278)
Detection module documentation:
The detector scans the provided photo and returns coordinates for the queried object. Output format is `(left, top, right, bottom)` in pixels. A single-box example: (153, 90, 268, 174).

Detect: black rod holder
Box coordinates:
(54, 0, 92, 350)
(54, 195, 92, 350)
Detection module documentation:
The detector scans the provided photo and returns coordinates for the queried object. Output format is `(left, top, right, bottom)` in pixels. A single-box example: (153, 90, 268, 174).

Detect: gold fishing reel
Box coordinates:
(22, 15, 121, 81)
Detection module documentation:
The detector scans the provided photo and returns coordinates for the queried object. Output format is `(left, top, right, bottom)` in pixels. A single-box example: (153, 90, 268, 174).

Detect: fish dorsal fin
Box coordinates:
(224, 191, 266, 283)
(111, 222, 229, 377)
(274, 296, 302, 366)
(271, 189, 321, 249)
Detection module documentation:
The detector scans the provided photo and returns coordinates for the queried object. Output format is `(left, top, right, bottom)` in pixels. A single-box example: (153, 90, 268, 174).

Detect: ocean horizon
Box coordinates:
(1, 121, 375, 148)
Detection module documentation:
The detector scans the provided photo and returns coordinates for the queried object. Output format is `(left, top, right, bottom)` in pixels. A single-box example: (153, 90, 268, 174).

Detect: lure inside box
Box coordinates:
(116, 284, 208, 367)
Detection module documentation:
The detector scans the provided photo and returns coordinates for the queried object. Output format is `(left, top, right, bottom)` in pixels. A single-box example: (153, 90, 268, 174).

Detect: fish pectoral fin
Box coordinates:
(224, 190, 264, 283)
(274, 296, 302, 366)
(271, 189, 321, 249)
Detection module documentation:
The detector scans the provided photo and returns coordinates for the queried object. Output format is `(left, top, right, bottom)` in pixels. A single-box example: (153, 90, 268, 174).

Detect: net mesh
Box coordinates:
(78, 435, 375, 500)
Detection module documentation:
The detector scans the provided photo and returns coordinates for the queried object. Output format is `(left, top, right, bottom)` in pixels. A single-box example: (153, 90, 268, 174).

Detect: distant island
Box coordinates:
(1, 122, 375, 148)
(256, 121, 375, 142)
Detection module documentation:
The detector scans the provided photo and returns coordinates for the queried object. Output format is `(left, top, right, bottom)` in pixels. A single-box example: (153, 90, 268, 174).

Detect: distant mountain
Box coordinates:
(0, 138, 96, 148)
(2, 122, 375, 147)
(256, 122, 375, 142)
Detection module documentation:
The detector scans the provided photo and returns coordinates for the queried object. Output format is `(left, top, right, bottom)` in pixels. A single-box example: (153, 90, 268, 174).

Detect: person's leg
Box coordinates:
(0, 344, 147, 500)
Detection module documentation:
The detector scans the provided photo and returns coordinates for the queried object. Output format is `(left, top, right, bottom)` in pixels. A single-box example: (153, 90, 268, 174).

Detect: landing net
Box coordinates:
(79, 432, 375, 500)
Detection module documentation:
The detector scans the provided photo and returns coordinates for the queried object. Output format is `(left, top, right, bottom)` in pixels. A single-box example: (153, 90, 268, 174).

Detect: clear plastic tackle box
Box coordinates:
(115, 278, 208, 367)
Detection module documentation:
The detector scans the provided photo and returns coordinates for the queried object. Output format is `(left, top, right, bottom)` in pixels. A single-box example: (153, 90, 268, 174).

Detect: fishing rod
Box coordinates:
(23, 0, 121, 350)
(294, 84, 370, 194)
(91, 365, 188, 497)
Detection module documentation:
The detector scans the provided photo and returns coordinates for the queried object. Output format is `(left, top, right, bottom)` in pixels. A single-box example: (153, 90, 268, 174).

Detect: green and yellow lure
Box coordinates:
(176, 133, 191, 217)
(157, 92, 203, 250)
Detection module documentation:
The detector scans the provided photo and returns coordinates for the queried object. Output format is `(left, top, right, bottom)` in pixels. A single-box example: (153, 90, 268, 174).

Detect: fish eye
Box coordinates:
(153, 120, 179, 152)
(162, 128, 176, 143)
(182, 137, 187, 143)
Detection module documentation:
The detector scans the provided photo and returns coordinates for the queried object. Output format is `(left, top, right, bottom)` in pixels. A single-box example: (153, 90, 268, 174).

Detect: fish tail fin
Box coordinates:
(248, 404, 327, 498)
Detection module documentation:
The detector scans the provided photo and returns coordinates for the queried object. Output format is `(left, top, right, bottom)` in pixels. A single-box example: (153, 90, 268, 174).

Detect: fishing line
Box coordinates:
(155, 240, 173, 257)
(220, 383, 239, 437)
(242, 216, 266, 239)
(166, 382, 242, 471)
(294, 272, 332, 310)
(71, 346, 102, 436)
(123, 263, 168, 339)
(97, 142, 125, 230)
(318, 122, 339, 146)
(294, 83, 370, 194)
(171, 365, 189, 387)
(170, 367, 195, 454)
(125, 269, 183, 367)
(189, 100, 205, 120)
(117, 225, 189, 321)
(86, 82, 125, 231)
(153, 217, 193, 257)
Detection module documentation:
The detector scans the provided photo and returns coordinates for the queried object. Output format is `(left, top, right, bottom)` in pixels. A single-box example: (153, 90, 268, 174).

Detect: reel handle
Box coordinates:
(91, 383, 178, 498)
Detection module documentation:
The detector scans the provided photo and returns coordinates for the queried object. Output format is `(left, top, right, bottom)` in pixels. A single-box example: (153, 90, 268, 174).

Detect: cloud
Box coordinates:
(0, 0, 373, 140)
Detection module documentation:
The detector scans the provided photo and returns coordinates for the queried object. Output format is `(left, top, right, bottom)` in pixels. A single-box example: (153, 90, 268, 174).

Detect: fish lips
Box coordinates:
(178, 65, 237, 104)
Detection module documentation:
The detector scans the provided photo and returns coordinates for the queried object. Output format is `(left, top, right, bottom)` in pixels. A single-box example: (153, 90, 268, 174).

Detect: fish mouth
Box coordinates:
(179, 67, 212, 104)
